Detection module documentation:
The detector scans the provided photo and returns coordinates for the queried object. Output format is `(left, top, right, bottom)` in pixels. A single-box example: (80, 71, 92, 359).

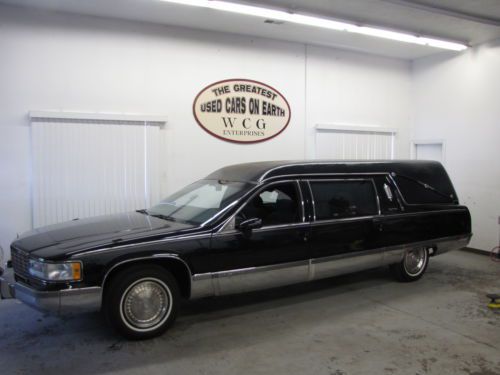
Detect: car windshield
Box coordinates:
(145, 179, 252, 225)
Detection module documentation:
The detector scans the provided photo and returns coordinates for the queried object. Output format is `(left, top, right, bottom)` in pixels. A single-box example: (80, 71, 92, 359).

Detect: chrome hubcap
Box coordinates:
(404, 248, 427, 276)
(122, 279, 170, 330)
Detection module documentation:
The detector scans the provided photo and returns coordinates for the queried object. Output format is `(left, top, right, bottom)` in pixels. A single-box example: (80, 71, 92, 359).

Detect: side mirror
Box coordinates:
(237, 217, 262, 231)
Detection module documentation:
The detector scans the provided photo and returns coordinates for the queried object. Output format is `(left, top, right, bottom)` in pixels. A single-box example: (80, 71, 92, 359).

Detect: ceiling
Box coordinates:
(1, 0, 500, 60)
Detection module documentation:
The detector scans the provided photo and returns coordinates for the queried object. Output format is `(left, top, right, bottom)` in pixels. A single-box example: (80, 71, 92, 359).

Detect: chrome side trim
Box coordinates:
(253, 222, 311, 232)
(381, 208, 468, 219)
(216, 262, 307, 297)
(313, 249, 386, 280)
(310, 215, 376, 226)
(191, 260, 309, 299)
(190, 233, 471, 299)
(263, 172, 393, 183)
(213, 221, 312, 238)
(258, 164, 393, 182)
(189, 273, 215, 299)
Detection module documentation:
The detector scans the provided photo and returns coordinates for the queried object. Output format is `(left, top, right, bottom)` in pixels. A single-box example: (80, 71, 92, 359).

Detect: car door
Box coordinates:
(209, 180, 310, 295)
(306, 178, 381, 279)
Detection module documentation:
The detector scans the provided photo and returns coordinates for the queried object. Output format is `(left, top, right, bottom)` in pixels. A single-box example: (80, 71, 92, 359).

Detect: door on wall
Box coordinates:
(413, 142, 444, 163)
(30, 112, 165, 228)
(315, 125, 396, 160)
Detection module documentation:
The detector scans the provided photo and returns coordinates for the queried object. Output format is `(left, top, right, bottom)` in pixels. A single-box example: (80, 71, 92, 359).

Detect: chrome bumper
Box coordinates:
(0, 268, 102, 314)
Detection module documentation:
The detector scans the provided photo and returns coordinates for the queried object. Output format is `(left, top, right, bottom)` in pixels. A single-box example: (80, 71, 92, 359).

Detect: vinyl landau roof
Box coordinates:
(206, 160, 457, 199)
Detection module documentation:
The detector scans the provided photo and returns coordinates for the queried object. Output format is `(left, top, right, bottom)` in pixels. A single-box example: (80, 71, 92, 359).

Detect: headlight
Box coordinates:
(28, 259, 82, 282)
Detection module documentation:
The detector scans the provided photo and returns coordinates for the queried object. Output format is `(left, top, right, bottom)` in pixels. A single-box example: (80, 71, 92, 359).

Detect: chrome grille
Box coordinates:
(11, 247, 30, 279)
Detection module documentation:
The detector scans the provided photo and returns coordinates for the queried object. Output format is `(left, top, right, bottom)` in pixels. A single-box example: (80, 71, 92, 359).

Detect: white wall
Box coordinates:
(0, 5, 412, 258)
(305, 46, 411, 159)
(412, 40, 500, 251)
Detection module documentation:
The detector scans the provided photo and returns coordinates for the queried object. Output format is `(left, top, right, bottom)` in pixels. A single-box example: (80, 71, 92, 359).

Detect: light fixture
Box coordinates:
(158, 0, 468, 51)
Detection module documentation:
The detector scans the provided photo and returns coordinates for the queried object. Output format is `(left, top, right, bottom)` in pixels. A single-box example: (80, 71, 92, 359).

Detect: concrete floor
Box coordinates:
(0, 250, 499, 375)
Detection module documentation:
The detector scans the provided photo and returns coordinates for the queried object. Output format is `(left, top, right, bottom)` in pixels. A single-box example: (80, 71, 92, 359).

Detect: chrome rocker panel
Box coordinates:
(190, 234, 471, 299)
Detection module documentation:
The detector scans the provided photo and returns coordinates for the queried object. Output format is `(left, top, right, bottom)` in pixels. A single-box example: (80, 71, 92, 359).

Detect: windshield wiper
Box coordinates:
(136, 209, 176, 222)
(149, 213, 176, 222)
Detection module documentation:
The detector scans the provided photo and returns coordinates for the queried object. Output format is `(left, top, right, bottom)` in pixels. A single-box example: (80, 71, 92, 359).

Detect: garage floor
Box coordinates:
(0, 250, 499, 375)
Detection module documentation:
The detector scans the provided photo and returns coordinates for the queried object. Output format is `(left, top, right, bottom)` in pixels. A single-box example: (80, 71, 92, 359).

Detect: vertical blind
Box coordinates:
(30, 113, 164, 228)
(315, 126, 396, 160)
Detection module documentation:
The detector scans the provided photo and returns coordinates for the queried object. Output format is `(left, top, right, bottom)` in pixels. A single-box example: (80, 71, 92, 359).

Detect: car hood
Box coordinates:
(11, 212, 198, 260)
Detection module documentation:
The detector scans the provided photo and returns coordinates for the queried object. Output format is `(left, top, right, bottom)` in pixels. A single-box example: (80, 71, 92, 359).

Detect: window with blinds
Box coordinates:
(30, 112, 166, 228)
(315, 125, 396, 160)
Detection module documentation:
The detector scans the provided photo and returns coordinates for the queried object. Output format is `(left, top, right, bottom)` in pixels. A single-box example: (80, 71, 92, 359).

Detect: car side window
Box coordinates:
(310, 180, 378, 220)
(393, 175, 455, 204)
(238, 182, 300, 227)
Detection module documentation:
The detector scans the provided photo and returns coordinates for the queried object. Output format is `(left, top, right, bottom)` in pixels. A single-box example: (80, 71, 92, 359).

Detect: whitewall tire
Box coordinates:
(103, 265, 180, 340)
(390, 247, 429, 282)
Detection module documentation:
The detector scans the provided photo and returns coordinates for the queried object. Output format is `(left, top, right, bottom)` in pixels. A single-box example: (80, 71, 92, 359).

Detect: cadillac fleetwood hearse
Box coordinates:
(0, 161, 472, 339)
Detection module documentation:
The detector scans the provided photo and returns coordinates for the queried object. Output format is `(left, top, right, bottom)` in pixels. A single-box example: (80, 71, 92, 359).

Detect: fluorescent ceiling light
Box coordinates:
(158, 0, 468, 51)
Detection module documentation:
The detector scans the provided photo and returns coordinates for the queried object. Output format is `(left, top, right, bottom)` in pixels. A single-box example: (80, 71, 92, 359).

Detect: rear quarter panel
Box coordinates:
(379, 206, 471, 248)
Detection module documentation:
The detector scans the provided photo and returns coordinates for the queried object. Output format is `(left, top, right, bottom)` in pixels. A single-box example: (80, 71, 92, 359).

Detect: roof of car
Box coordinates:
(205, 160, 457, 200)
(206, 160, 442, 182)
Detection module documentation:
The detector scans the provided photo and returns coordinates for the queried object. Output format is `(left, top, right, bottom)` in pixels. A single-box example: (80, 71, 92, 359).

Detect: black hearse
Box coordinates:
(0, 160, 471, 339)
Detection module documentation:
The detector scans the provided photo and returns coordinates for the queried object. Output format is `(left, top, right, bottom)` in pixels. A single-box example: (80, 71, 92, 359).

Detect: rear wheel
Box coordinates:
(103, 265, 180, 340)
(390, 247, 429, 282)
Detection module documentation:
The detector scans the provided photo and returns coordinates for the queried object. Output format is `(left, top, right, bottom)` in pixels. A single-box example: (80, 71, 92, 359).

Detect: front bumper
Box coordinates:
(0, 267, 102, 314)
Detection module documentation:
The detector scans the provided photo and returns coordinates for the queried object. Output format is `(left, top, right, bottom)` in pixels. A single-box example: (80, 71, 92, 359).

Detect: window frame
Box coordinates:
(307, 178, 381, 222)
(219, 179, 306, 232)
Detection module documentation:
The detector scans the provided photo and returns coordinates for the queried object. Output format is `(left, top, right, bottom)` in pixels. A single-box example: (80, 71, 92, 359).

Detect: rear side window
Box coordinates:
(310, 180, 378, 220)
(393, 175, 454, 204)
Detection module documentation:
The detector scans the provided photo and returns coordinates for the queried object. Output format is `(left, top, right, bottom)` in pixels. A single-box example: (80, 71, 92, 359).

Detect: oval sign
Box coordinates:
(193, 79, 291, 143)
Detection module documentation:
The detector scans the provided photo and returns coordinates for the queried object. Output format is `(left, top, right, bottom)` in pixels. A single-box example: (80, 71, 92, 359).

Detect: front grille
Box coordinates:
(11, 246, 30, 279)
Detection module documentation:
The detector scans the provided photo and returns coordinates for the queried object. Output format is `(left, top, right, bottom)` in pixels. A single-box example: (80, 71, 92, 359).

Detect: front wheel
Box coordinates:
(103, 265, 180, 340)
(390, 247, 429, 282)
